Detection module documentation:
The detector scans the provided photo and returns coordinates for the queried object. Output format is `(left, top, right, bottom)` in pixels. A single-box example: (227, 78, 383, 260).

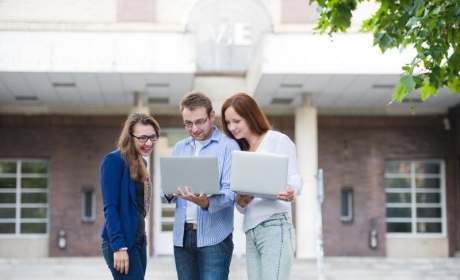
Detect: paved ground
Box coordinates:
(1, 256, 460, 280)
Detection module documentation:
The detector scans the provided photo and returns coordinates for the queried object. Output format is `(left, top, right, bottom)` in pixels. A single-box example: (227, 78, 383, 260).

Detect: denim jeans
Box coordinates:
(102, 233, 147, 280)
(174, 230, 233, 280)
(245, 213, 296, 280)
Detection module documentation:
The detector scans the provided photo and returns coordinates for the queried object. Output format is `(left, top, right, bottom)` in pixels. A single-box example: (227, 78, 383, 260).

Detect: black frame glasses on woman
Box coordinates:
(184, 117, 208, 128)
(131, 134, 160, 143)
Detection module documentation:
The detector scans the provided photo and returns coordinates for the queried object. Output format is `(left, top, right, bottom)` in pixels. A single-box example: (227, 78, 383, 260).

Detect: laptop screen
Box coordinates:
(230, 151, 288, 199)
(160, 156, 220, 195)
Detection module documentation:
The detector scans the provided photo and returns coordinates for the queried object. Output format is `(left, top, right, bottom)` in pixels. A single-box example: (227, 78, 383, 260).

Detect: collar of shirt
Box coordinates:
(184, 125, 221, 148)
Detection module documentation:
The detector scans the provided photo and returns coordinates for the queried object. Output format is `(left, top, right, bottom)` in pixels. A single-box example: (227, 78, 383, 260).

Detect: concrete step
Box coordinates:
(1, 256, 459, 280)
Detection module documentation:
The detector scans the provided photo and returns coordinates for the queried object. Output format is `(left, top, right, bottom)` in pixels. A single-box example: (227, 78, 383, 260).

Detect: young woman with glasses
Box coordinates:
(100, 112, 160, 280)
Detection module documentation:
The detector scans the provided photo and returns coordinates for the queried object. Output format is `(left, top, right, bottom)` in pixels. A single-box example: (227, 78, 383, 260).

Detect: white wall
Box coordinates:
(0, 238, 48, 258)
(0, 0, 115, 22)
(387, 238, 449, 258)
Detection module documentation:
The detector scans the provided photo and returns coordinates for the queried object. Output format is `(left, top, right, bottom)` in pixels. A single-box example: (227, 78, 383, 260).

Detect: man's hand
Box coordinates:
(174, 186, 210, 209)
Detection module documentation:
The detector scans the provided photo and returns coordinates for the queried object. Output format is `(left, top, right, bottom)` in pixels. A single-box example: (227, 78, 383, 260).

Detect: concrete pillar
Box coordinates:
(294, 93, 318, 259)
(130, 91, 150, 115)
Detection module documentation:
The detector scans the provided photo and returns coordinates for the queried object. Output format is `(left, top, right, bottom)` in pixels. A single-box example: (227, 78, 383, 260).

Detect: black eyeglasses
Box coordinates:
(131, 134, 160, 143)
(184, 117, 208, 128)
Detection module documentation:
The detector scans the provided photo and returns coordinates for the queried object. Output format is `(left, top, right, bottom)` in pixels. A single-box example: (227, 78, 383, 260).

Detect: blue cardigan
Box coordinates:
(100, 149, 142, 251)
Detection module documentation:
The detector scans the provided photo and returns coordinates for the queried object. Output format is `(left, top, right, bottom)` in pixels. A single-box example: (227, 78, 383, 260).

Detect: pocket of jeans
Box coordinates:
(101, 240, 113, 268)
(260, 218, 283, 228)
(220, 233, 234, 254)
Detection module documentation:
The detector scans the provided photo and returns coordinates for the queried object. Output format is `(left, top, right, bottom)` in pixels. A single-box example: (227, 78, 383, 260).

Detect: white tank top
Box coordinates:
(185, 138, 209, 223)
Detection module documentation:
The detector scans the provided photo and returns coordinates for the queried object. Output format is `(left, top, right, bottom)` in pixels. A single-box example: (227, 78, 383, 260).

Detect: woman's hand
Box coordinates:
(114, 250, 129, 274)
(236, 194, 254, 207)
(277, 185, 294, 202)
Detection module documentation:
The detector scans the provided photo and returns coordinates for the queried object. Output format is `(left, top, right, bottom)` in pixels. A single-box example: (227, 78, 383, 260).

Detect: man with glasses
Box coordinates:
(161, 90, 240, 280)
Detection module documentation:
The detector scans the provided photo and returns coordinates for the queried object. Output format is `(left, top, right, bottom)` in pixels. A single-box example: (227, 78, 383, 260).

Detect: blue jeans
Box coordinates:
(174, 230, 233, 280)
(102, 233, 147, 280)
(246, 213, 296, 280)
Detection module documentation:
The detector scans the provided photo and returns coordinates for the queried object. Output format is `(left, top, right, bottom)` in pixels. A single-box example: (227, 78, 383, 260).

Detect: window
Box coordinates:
(81, 188, 95, 222)
(341, 188, 353, 222)
(385, 160, 445, 235)
(0, 159, 49, 235)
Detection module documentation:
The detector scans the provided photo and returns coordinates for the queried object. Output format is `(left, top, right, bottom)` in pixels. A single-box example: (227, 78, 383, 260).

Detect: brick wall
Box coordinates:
(318, 116, 457, 256)
(0, 114, 458, 257)
(449, 106, 460, 254)
(0, 115, 122, 256)
(0, 114, 181, 257)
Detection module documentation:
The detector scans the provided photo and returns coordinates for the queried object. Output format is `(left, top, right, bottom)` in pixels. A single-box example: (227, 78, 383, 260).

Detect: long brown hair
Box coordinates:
(117, 113, 160, 181)
(221, 93, 272, 151)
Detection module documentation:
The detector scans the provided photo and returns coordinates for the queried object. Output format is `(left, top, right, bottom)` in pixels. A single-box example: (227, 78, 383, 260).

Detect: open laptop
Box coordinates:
(230, 150, 288, 199)
(160, 156, 221, 195)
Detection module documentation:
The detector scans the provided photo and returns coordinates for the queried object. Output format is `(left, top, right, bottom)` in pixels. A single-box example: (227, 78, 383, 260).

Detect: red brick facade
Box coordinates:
(0, 114, 182, 257)
(0, 113, 458, 257)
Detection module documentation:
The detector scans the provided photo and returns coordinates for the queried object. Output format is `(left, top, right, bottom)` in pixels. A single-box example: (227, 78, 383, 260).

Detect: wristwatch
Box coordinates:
(118, 247, 128, 251)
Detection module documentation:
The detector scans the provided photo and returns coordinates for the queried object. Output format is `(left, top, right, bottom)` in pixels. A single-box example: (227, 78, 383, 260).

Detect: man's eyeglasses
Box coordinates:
(184, 117, 208, 128)
(131, 134, 160, 143)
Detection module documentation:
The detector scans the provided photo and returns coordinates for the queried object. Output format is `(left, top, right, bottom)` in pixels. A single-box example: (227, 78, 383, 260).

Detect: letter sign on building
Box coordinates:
(185, 0, 272, 72)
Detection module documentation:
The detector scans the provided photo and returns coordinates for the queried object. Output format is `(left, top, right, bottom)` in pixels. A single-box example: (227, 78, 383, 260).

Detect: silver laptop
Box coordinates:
(160, 156, 221, 195)
(230, 150, 288, 199)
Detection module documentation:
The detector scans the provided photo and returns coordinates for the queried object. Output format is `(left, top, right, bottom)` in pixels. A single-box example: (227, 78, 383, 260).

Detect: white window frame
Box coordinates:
(341, 188, 353, 222)
(0, 159, 49, 237)
(81, 188, 96, 222)
(385, 159, 446, 237)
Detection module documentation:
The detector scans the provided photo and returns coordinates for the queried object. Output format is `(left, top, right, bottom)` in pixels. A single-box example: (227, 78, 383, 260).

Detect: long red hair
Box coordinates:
(221, 93, 272, 151)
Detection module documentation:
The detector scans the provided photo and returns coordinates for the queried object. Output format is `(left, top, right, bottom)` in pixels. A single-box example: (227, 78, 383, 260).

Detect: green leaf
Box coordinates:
(401, 75, 416, 92)
(312, 0, 459, 102)
(416, 6, 425, 17)
(448, 78, 460, 93)
(418, 29, 427, 39)
(413, 76, 423, 88)
(447, 53, 460, 72)
(430, 46, 444, 62)
(378, 33, 393, 52)
(406, 17, 420, 28)
(393, 84, 408, 102)
(420, 84, 438, 100)
(402, 65, 412, 71)
(416, 48, 429, 59)
(453, 7, 460, 16)
(410, 0, 426, 16)
(331, 4, 352, 28)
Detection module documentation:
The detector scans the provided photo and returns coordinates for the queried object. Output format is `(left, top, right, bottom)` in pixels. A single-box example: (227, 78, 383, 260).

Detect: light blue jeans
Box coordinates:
(245, 213, 296, 280)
